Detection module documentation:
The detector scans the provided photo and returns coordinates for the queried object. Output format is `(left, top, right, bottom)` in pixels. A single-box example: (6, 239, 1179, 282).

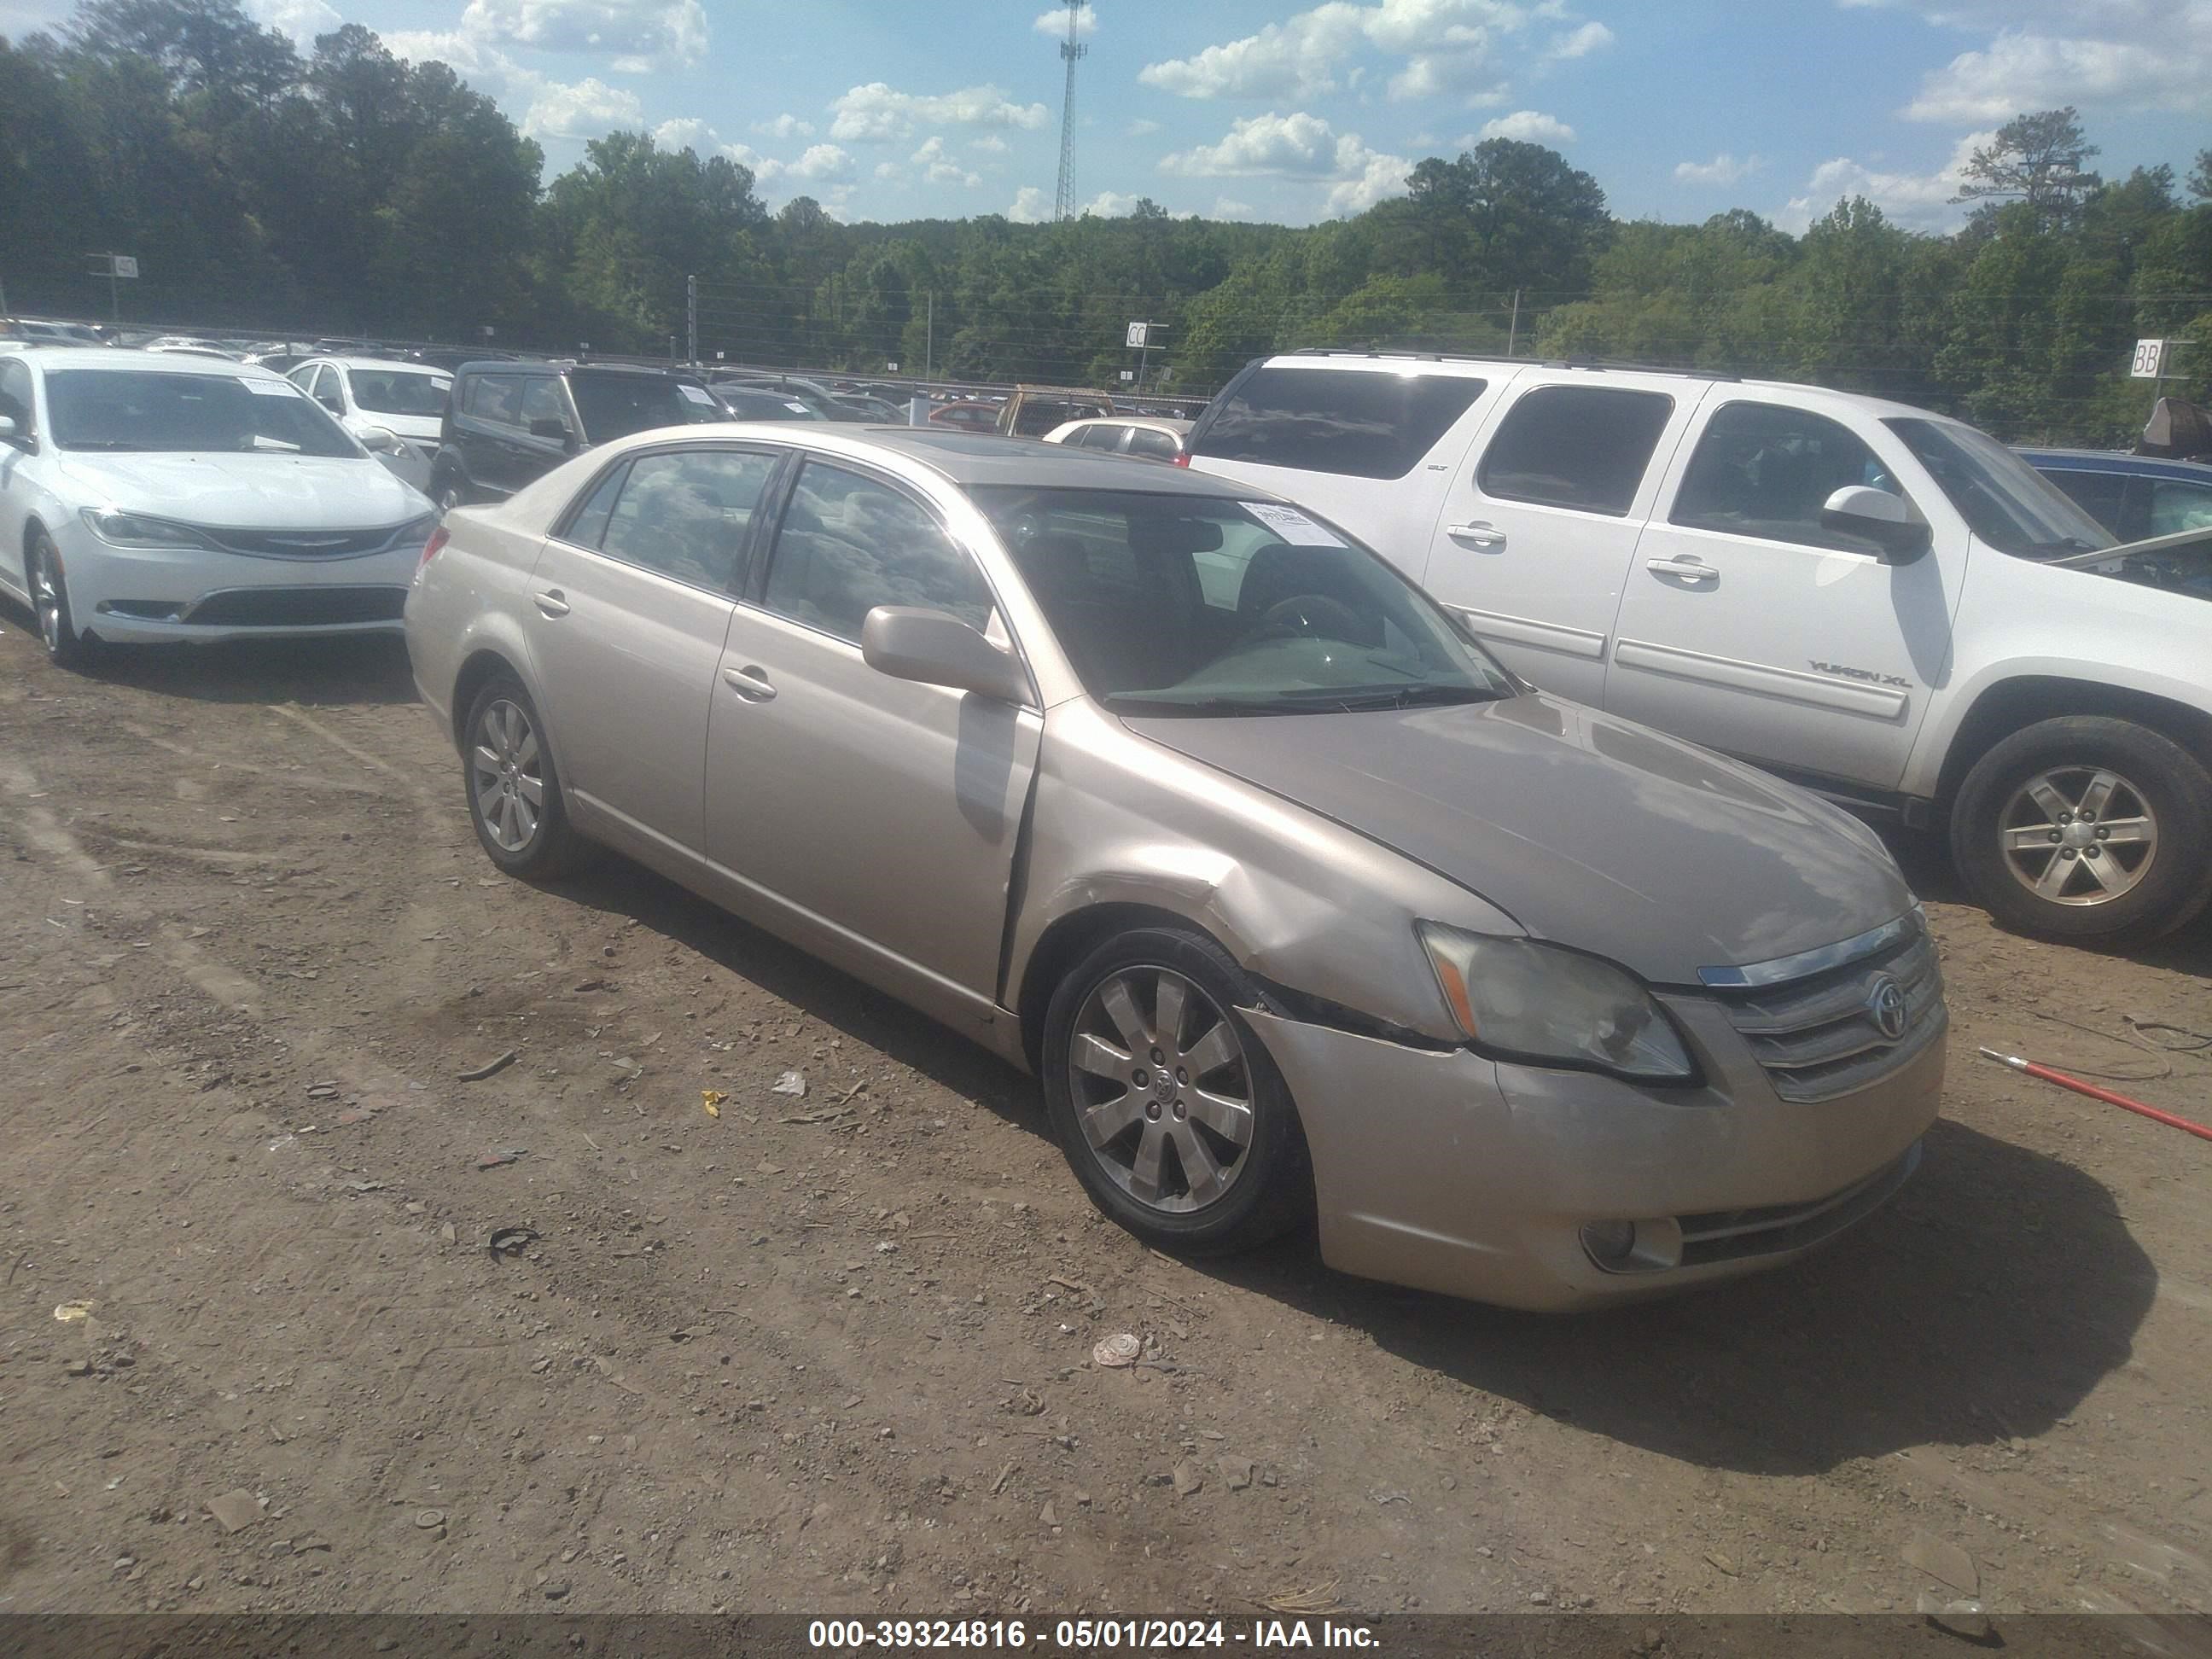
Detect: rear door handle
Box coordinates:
(533, 589, 571, 617)
(1644, 556, 1717, 583)
(721, 665, 777, 702)
(1446, 522, 1507, 550)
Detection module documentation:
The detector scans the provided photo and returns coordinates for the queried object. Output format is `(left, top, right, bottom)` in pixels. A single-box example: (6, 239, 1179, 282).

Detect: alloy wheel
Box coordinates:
(31, 544, 65, 655)
(1999, 765, 2157, 906)
(1064, 965, 1256, 1214)
(471, 697, 545, 853)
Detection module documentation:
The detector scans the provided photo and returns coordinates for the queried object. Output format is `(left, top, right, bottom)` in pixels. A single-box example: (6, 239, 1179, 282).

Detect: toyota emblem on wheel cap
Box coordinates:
(1866, 973, 1909, 1043)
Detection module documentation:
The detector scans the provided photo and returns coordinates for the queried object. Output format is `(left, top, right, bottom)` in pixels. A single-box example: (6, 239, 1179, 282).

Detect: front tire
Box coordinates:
(462, 674, 589, 880)
(26, 531, 100, 672)
(1042, 926, 1312, 1254)
(1950, 716, 2212, 945)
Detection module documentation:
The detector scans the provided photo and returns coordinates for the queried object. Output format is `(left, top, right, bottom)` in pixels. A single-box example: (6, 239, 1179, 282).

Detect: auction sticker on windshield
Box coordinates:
(244, 378, 305, 396)
(1242, 501, 1344, 546)
(678, 383, 713, 404)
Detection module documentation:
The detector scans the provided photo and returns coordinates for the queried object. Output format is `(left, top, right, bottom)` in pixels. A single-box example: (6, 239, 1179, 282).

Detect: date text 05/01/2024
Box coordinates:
(805, 1618, 1382, 1650)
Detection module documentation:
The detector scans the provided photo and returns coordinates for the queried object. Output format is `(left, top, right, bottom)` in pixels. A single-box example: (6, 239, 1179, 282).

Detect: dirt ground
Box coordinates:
(1, 622, 2209, 1630)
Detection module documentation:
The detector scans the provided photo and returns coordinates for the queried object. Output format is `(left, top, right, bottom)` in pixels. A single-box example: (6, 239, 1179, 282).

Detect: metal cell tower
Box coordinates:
(1052, 1, 1087, 221)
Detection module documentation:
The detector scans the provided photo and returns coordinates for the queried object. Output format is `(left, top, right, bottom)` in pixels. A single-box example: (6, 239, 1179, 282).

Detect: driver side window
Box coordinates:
(760, 461, 993, 643)
(1670, 401, 1900, 555)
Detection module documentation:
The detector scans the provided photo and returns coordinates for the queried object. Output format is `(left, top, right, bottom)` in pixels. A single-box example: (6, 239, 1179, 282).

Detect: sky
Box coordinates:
(4, 0, 2207, 230)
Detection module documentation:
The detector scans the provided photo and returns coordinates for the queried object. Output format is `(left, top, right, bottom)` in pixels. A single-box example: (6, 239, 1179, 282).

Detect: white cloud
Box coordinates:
(522, 74, 643, 140)
(1032, 3, 1097, 37)
(830, 83, 1051, 143)
(1159, 111, 1410, 217)
(754, 114, 815, 139)
(1841, 0, 2212, 120)
(1778, 130, 1991, 232)
(1083, 190, 1141, 216)
(875, 161, 904, 181)
(911, 136, 948, 165)
(927, 160, 984, 187)
(969, 134, 1010, 154)
(1543, 20, 1612, 59)
(1007, 186, 1051, 222)
(384, 28, 539, 96)
(458, 0, 708, 66)
(244, 0, 341, 47)
(1141, 0, 1528, 102)
(1674, 152, 1762, 185)
(652, 116, 713, 152)
(787, 143, 855, 183)
(1476, 108, 1575, 143)
(1212, 196, 1257, 218)
(1128, 118, 1162, 137)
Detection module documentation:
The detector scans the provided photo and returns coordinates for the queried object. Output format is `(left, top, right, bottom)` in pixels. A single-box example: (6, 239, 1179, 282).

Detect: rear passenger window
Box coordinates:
(1128, 428, 1179, 461)
(762, 460, 992, 642)
(598, 449, 775, 591)
(1192, 366, 1487, 480)
(560, 462, 630, 549)
(2040, 469, 2129, 535)
(1078, 425, 1124, 451)
(520, 377, 568, 431)
(469, 375, 523, 427)
(1669, 401, 1900, 553)
(1478, 386, 1674, 516)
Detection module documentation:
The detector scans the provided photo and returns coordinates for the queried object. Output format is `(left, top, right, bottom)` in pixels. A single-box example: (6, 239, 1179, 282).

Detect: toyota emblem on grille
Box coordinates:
(1865, 974, 1909, 1043)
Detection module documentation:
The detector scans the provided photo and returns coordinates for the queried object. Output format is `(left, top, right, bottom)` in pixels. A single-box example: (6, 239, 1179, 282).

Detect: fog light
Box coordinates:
(1580, 1220, 1636, 1265)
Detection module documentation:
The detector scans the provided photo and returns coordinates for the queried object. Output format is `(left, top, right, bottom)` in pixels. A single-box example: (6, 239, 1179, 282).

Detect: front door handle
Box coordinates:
(533, 589, 571, 617)
(1645, 556, 1717, 583)
(721, 665, 777, 702)
(1446, 521, 1507, 550)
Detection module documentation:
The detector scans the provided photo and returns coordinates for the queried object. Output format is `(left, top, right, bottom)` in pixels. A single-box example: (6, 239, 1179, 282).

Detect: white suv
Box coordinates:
(1186, 352, 2212, 945)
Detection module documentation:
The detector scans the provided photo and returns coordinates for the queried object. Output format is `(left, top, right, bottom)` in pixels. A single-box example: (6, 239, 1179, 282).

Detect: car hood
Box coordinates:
(56, 452, 428, 527)
(1121, 692, 1916, 986)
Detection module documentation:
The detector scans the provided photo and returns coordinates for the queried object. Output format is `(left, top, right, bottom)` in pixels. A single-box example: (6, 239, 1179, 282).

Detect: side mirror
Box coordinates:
(530, 416, 575, 450)
(0, 414, 17, 442)
(1819, 485, 1931, 564)
(359, 427, 402, 454)
(861, 606, 1029, 705)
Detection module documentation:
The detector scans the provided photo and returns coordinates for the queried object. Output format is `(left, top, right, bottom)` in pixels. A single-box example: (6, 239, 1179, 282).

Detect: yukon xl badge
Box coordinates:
(1811, 661, 1912, 689)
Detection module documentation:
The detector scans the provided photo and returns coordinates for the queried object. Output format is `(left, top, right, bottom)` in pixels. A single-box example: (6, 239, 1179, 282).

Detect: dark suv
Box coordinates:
(429, 360, 725, 510)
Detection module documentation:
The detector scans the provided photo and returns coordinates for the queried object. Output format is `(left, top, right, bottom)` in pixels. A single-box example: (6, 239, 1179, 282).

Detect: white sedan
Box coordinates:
(287, 355, 451, 492)
(0, 349, 435, 667)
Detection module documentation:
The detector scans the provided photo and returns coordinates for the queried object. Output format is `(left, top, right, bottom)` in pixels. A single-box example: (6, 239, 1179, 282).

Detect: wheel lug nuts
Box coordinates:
(1176, 1068, 1189, 1085)
(1144, 1102, 1161, 1121)
(2085, 847, 2100, 859)
(2047, 830, 2062, 843)
(2096, 827, 2109, 839)
(1150, 1048, 1163, 1064)
(1132, 1069, 1148, 1086)
(1173, 1102, 1187, 1121)
(2062, 848, 2076, 859)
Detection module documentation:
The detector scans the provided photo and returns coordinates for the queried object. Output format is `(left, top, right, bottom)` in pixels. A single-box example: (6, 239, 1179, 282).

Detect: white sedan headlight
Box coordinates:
(81, 509, 222, 550)
(1417, 922, 1697, 1083)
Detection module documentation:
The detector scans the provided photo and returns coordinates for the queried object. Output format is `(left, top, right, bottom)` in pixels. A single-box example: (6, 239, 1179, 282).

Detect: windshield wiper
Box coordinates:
(1104, 695, 1322, 717)
(1305, 685, 1500, 712)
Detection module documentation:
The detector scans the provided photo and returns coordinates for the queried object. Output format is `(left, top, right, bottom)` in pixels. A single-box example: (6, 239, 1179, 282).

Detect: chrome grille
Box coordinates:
(207, 521, 428, 559)
(1714, 921, 1946, 1103)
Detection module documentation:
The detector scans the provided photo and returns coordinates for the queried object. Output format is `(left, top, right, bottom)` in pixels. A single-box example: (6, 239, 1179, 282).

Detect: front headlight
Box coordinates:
(1417, 922, 1697, 1083)
(80, 508, 222, 550)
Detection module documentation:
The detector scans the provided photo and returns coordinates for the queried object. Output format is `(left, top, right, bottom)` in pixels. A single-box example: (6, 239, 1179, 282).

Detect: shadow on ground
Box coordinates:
(54, 633, 420, 707)
(547, 848, 2157, 1481)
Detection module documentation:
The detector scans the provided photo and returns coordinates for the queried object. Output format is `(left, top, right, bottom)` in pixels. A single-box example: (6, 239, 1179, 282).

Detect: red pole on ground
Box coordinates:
(1978, 1046, 2212, 1144)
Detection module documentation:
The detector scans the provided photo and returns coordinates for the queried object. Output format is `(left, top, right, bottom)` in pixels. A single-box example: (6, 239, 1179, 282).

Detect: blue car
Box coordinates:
(2020, 447, 2212, 544)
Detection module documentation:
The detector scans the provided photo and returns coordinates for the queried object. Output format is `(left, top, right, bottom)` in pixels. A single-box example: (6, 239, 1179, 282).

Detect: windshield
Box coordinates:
(970, 487, 1517, 714)
(1886, 416, 2114, 557)
(349, 368, 451, 417)
(568, 372, 722, 442)
(45, 370, 362, 456)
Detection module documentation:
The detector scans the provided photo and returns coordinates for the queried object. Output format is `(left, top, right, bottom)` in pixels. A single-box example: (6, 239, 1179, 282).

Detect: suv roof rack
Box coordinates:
(1284, 346, 1742, 383)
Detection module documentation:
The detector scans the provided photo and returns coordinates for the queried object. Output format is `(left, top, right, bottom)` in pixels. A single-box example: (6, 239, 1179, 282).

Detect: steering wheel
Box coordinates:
(1258, 592, 1364, 641)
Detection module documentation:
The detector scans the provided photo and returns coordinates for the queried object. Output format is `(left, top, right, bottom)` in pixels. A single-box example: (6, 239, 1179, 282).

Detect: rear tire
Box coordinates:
(1042, 926, 1312, 1255)
(1950, 716, 2212, 946)
(26, 531, 100, 673)
(461, 674, 591, 880)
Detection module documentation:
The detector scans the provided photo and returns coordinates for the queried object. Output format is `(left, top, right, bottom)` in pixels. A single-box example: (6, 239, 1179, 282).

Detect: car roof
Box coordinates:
(2017, 447, 2212, 480)
(1063, 416, 1193, 434)
(596, 423, 1284, 498)
(451, 358, 697, 379)
(311, 355, 455, 376)
(11, 347, 282, 377)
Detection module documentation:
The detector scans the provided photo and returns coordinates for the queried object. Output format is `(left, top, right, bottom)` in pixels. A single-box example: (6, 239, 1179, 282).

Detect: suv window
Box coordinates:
(1192, 366, 1487, 480)
(568, 371, 720, 444)
(1477, 386, 1674, 515)
(469, 375, 524, 427)
(0, 358, 34, 438)
(1669, 401, 1900, 553)
(599, 450, 776, 591)
(520, 376, 568, 433)
(761, 460, 992, 642)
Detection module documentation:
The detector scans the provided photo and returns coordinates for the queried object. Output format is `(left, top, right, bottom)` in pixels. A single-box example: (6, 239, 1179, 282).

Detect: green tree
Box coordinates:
(1952, 108, 2102, 229)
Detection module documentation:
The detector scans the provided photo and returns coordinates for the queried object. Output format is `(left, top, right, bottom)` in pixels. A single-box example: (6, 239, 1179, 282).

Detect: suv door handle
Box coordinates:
(1644, 556, 1717, 583)
(533, 589, 571, 617)
(1446, 522, 1507, 550)
(721, 665, 777, 702)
